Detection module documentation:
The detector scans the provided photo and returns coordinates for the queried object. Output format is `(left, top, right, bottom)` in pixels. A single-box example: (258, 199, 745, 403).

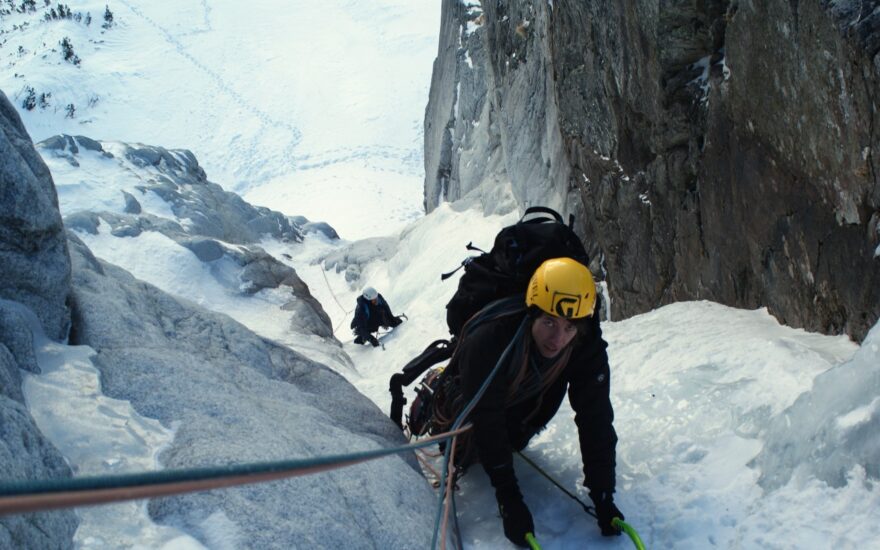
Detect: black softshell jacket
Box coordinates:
(458, 312, 618, 494)
(351, 294, 397, 337)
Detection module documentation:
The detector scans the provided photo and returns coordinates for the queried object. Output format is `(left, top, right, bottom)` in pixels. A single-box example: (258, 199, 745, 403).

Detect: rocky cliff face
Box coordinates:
(0, 91, 78, 549)
(0, 94, 71, 340)
(65, 234, 433, 547)
(425, 0, 880, 341)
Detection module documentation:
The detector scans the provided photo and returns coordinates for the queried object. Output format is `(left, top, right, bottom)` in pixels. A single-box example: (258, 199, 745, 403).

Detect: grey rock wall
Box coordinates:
(0, 91, 78, 549)
(426, 0, 880, 341)
(0, 92, 71, 340)
(1, 81, 434, 548)
(423, 2, 500, 212)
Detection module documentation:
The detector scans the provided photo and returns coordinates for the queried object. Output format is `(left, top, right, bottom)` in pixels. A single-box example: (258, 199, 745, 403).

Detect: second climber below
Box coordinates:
(351, 286, 404, 347)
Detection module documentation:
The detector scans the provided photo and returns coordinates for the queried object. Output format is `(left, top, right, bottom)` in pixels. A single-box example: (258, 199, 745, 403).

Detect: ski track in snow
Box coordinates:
(116, 0, 420, 180)
(117, 0, 304, 151)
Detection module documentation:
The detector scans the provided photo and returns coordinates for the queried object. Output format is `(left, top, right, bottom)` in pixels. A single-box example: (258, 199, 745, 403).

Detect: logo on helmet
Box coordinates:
(552, 292, 583, 318)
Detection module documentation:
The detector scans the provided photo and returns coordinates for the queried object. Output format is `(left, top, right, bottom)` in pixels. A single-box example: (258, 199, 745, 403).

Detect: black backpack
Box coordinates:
(388, 206, 590, 430)
(443, 206, 589, 338)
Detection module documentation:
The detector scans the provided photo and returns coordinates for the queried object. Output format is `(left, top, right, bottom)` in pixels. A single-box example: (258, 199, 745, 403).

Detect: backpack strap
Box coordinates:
(389, 339, 453, 429)
(520, 206, 564, 225)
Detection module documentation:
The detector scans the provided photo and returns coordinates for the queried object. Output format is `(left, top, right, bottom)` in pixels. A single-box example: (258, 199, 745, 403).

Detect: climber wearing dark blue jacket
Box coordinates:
(351, 286, 403, 347)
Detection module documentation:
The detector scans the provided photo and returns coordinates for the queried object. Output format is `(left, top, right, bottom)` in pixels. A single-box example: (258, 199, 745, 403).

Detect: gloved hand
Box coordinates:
(497, 487, 534, 548)
(590, 490, 624, 536)
(353, 336, 364, 345)
(367, 335, 380, 347)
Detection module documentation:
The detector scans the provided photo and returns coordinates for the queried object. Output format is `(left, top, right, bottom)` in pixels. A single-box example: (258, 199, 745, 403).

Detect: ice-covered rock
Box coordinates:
(320, 236, 399, 283)
(753, 319, 880, 490)
(39, 135, 335, 339)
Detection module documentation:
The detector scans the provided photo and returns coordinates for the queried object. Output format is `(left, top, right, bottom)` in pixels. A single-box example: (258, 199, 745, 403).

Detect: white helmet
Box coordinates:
(362, 286, 378, 300)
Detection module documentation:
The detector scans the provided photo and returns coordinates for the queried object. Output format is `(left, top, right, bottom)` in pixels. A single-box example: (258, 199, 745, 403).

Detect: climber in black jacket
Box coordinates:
(454, 257, 623, 546)
(351, 286, 403, 347)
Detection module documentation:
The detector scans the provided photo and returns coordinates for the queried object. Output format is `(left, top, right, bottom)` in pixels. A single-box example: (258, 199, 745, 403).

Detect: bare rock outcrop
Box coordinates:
(425, 0, 880, 340)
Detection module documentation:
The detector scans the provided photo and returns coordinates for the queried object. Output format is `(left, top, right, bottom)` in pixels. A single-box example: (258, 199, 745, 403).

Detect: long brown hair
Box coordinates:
(506, 317, 574, 423)
(428, 305, 579, 468)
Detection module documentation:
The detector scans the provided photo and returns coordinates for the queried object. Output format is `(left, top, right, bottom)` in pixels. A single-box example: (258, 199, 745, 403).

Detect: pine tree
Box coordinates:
(60, 36, 80, 65)
(102, 5, 113, 28)
(21, 86, 36, 110)
(65, 103, 75, 118)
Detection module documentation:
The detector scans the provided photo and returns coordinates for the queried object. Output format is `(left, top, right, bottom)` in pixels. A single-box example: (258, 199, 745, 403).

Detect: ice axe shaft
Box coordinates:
(525, 532, 541, 549)
(612, 517, 646, 550)
(517, 452, 647, 549)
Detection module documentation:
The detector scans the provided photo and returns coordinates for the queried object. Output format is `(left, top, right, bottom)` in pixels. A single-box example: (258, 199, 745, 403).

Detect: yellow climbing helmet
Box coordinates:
(525, 257, 597, 319)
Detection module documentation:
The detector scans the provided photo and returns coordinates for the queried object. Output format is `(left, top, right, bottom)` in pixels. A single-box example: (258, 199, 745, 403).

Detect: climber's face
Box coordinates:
(531, 313, 577, 358)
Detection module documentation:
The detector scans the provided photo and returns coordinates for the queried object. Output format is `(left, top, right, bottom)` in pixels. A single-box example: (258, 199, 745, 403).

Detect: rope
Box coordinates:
(316, 263, 353, 335)
(0, 426, 470, 516)
(333, 314, 351, 336)
(415, 451, 442, 485)
(439, 436, 459, 550)
(450, 488, 464, 550)
(515, 451, 595, 517)
(516, 452, 647, 550)
(431, 316, 529, 549)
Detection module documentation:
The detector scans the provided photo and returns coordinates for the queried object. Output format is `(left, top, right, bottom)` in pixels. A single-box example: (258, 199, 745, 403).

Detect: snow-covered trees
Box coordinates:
(101, 5, 113, 29)
(59, 36, 79, 65)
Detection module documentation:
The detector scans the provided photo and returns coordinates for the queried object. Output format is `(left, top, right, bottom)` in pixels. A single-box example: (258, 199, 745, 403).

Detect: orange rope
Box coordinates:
(0, 427, 470, 516)
(439, 434, 461, 550)
(416, 451, 442, 483)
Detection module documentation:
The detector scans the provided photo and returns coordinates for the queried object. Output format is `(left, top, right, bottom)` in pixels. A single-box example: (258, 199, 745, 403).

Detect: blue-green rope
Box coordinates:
(430, 315, 529, 549)
(0, 428, 465, 515)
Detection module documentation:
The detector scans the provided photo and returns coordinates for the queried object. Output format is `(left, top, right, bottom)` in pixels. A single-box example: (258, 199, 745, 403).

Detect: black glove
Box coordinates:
(353, 336, 364, 345)
(496, 485, 534, 548)
(590, 490, 624, 536)
(367, 335, 380, 347)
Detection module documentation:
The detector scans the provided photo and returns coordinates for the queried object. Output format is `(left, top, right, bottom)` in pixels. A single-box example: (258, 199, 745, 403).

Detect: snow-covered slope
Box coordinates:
(1, 0, 437, 239)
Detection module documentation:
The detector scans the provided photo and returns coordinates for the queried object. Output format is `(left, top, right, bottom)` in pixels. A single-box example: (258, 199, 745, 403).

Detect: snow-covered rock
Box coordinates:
(39, 135, 337, 340)
(0, 89, 78, 550)
(66, 233, 436, 547)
